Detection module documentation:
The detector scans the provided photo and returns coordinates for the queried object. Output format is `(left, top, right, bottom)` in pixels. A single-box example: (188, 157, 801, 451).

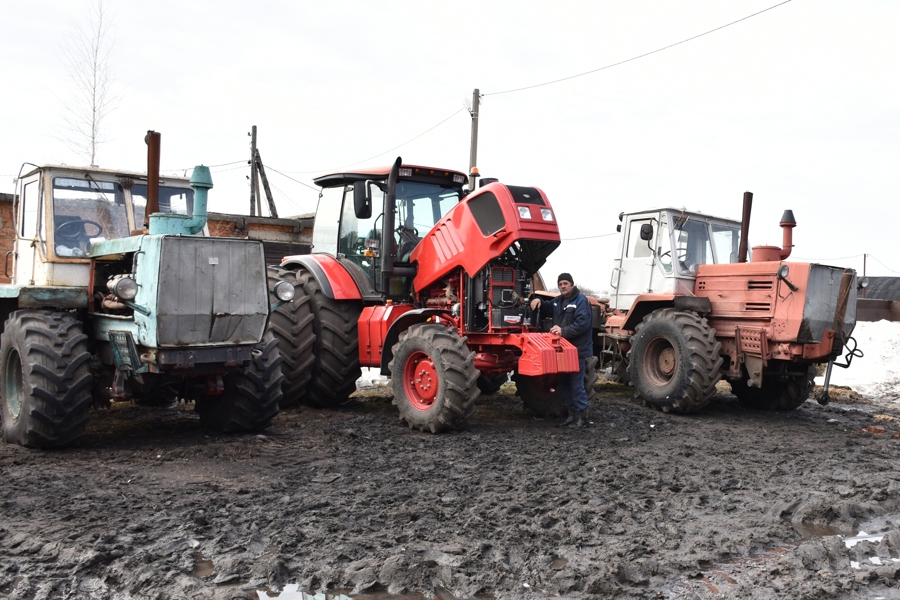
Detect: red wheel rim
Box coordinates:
(644, 337, 678, 386)
(403, 350, 439, 410)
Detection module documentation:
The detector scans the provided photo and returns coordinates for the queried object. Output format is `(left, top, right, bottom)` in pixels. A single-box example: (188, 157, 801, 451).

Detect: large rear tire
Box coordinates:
(389, 323, 479, 433)
(196, 330, 283, 432)
(298, 267, 363, 408)
(514, 356, 599, 418)
(267, 266, 315, 407)
(629, 309, 722, 414)
(0, 310, 93, 448)
(731, 365, 816, 410)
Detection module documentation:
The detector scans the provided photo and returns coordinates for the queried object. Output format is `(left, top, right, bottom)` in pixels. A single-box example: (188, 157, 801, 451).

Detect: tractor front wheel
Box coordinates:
(0, 310, 93, 448)
(389, 323, 479, 433)
(514, 356, 599, 418)
(629, 309, 722, 414)
(267, 266, 315, 407)
(298, 266, 362, 407)
(196, 329, 283, 432)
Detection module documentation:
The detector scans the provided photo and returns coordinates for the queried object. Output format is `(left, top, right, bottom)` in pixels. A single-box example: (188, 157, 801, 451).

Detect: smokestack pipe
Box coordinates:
(737, 191, 752, 263)
(778, 209, 796, 260)
(144, 131, 161, 228)
(380, 157, 403, 294)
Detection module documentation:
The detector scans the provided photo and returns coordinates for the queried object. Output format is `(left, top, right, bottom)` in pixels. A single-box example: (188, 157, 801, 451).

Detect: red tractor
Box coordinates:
(268, 158, 596, 431)
(599, 192, 861, 413)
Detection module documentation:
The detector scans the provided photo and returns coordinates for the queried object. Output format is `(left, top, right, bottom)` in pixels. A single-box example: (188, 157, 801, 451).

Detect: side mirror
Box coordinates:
(640, 223, 653, 241)
(353, 180, 372, 219)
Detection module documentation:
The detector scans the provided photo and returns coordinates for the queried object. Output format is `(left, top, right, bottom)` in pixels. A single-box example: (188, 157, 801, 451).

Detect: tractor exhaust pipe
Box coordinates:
(737, 191, 752, 263)
(777, 210, 796, 260)
(381, 157, 403, 295)
(144, 130, 161, 228)
(751, 208, 797, 262)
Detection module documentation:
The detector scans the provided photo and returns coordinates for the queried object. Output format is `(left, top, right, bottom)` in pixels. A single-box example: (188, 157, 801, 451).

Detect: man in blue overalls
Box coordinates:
(529, 273, 594, 428)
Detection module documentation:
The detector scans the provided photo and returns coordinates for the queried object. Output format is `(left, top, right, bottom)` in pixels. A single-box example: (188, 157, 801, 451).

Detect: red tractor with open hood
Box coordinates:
(268, 158, 590, 432)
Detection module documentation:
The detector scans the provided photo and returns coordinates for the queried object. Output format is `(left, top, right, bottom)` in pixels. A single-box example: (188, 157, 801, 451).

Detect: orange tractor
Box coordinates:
(268, 158, 595, 431)
(599, 192, 861, 413)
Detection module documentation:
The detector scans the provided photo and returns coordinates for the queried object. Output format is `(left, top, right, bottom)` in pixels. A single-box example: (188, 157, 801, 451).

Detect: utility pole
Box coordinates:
(468, 88, 480, 190)
(249, 125, 259, 216)
(247, 126, 278, 218)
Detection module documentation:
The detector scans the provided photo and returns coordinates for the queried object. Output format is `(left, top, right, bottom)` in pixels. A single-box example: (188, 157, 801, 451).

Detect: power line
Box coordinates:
(794, 254, 865, 262)
(486, 0, 793, 96)
(280, 107, 468, 174)
(866, 255, 900, 275)
(265, 166, 320, 192)
(561, 232, 619, 241)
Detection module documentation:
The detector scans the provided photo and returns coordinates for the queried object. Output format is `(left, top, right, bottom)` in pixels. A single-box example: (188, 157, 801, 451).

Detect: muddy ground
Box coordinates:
(2, 379, 900, 600)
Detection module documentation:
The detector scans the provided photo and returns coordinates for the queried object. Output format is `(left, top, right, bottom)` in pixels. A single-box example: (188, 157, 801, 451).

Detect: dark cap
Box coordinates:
(558, 272, 573, 285)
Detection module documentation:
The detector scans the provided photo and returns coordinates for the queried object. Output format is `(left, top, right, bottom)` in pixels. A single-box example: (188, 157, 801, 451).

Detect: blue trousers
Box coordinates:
(559, 358, 588, 411)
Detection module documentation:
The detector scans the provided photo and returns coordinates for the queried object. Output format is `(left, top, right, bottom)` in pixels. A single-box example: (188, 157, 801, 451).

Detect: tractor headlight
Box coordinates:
(777, 264, 790, 280)
(518, 206, 532, 219)
(273, 280, 295, 302)
(108, 275, 138, 301)
(540, 208, 554, 221)
(858, 276, 869, 290)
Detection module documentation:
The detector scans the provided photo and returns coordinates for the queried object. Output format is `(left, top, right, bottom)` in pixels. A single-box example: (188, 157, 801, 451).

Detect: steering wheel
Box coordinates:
(56, 219, 103, 239)
(659, 248, 688, 261)
(396, 225, 419, 237)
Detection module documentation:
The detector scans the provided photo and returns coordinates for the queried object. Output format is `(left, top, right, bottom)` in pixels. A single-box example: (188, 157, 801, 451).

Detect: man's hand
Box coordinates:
(550, 325, 562, 336)
(530, 298, 541, 311)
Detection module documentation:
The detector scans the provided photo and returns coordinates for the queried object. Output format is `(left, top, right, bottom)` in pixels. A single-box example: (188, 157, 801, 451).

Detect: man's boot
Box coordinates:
(558, 407, 576, 427)
(569, 409, 589, 429)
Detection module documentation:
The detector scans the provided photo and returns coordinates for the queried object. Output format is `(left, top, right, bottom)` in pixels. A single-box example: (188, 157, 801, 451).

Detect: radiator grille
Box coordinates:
(745, 302, 772, 312)
(156, 237, 268, 346)
(747, 280, 774, 290)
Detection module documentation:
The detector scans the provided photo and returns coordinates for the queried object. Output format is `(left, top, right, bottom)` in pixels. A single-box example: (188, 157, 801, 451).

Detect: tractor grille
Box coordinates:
(156, 237, 268, 346)
(799, 265, 858, 344)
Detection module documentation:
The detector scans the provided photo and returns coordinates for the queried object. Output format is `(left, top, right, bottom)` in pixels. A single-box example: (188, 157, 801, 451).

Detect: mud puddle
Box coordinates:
(257, 585, 478, 600)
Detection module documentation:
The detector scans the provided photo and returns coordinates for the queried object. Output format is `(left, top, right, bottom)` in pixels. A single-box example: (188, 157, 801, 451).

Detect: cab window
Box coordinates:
(52, 177, 130, 257)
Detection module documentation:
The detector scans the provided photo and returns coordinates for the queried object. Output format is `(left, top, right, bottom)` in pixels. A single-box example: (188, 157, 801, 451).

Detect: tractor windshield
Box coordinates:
(394, 182, 460, 262)
(52, 177, 131, 256)
(131, 184, 194, 228)
(672, 216, 742, 275)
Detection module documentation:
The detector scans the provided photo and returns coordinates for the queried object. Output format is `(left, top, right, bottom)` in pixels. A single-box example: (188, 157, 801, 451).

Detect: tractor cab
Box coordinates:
(11, 165, 194, 288)
(611, 208, 743, 310)
(310, 164, 468, 300)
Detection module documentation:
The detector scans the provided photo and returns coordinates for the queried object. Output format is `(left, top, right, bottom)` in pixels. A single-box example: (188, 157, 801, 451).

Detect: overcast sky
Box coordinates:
(3, 0, 898, 290)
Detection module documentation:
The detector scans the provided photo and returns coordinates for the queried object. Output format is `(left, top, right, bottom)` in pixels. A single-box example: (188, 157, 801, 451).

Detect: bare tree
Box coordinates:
(59, 0, 117, 166)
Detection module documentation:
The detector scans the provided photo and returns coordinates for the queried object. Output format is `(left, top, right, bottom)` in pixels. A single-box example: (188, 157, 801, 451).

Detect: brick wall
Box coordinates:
(0, 194, 14, 284)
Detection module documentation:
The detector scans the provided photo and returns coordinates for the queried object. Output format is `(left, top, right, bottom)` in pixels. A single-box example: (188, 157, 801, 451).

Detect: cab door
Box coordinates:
(611, 214, 658, 310)
(12, 173, 42, 286)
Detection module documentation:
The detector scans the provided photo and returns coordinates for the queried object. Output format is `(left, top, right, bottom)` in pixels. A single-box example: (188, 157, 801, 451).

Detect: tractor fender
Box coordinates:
(280, 254, 362, 300)
(379, 308, 453, 375)
(620, 294, 711, 331)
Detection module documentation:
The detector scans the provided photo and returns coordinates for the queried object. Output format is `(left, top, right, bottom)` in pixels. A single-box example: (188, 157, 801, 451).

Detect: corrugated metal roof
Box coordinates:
(863, 277, 900, 301)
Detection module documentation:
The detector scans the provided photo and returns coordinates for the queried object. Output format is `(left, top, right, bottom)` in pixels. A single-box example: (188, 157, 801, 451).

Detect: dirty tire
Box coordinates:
(196, 329, 283, 432)
(629, 309, 722, 414)
(476, 372, 509, 396)
(0, 310, 93, 448)
(389, 323, 479, 433)
(514, 356, 599, 418)
(267, 266, 315, 407)
(732, 365, 817, 410)
(295, 266, 363, 408)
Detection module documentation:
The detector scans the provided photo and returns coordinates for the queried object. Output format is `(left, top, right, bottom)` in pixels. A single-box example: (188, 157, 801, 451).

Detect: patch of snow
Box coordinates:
(816, 320, 900, 403)
(356, 367, 390, 389)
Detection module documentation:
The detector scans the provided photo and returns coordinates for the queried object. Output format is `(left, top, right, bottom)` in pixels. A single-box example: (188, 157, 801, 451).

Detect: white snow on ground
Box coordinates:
(816, 320, 900, 403)
(356, 367, 390, 389)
